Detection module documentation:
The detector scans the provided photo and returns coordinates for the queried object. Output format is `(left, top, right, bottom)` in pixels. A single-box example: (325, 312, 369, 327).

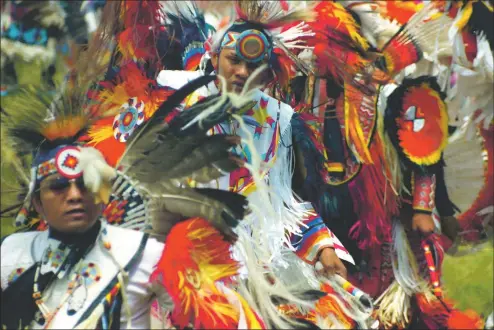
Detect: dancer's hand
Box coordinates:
(412, 213, 435, 234)
(317, 247, 347, 279)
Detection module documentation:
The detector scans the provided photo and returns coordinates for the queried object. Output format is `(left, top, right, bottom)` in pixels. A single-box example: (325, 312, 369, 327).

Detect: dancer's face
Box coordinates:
(33, 174, 103, 233)
(212, 48, 270, 93)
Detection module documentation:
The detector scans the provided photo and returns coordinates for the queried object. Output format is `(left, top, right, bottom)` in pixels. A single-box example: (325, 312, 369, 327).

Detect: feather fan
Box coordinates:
(117, 75, 252, 241)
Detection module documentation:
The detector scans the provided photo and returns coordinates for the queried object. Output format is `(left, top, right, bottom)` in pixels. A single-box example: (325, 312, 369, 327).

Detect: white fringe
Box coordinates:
(230, 109, 363, 328)
(231, 112, 315, 329)
(391, 221, 426, 296)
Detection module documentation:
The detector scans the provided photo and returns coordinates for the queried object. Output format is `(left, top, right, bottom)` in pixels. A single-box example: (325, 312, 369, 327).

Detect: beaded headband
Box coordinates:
(220, 27, 272, 63)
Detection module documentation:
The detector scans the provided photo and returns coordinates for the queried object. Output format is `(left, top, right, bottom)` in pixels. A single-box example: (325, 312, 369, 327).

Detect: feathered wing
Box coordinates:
(117, 75, 252, 241)
(444, 126, 494, 242)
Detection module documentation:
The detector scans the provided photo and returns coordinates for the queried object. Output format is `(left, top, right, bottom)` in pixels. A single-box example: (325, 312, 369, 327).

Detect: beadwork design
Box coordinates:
(79, 262, 102, 287)
(7, 267, 25, 285)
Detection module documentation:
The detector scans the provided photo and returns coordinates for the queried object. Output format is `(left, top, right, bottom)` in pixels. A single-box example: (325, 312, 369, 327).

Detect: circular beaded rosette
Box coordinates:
(113, 97, 145, 142)
(79, 262, 102, 287)
(55, 146, 83, 179)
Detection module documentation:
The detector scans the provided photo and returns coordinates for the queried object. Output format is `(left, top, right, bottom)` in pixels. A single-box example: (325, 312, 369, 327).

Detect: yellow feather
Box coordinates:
(87, 126, 115, 145)
(331, 2, 369, 51)
(343, 83, 373, 164)
(455, 2, 474, 31)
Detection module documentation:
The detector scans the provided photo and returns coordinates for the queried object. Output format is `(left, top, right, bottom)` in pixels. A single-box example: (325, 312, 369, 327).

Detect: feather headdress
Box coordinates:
(233, 1, 315, 29)
(83, 0, 171, 166)
(160, 1, 216, 71)
(203, 0, 317, 85)
(0, 82, 116, 230)
(0, 1, 148, 230)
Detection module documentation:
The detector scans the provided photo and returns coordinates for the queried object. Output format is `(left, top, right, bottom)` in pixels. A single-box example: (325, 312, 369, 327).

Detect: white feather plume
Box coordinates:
(79, 147, 117, 195)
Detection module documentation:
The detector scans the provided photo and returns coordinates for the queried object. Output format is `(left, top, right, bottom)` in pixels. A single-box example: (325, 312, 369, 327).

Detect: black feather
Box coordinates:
(140, 74, 217, 129)
(164, 135, 237, 179)
(193, 188, 249, 223)
(168, 95, 229, 135)
(8, 129, 47, 152)
(271, 289, 327, 306)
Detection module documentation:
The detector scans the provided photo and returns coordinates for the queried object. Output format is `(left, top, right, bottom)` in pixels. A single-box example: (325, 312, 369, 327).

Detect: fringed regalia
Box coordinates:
(83, 1, 378, 328)
(280, 1, 493, 329)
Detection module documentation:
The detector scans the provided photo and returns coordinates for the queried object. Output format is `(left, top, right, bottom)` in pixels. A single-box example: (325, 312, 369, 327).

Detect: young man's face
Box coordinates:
(33, 174, 103, 233)
(212, 48, 270, 93)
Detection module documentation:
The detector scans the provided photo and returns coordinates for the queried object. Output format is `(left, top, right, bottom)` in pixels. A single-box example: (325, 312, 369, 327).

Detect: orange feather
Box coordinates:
(150, 218, 243, 329)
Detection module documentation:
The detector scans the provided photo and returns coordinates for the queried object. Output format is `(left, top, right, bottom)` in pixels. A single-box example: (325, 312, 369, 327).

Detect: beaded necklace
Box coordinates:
(31, 223, 111, 329)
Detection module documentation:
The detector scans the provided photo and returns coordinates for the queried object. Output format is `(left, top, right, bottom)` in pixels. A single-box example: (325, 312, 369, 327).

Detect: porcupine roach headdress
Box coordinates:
(0, 90, 114, 232)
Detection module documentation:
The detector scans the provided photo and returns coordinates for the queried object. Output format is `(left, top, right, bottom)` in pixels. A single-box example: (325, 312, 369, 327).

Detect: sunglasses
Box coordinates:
(39, 176, 86, 192)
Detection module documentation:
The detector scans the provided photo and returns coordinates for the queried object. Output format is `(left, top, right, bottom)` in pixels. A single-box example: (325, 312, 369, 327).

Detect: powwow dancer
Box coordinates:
(280, 1, 491, 328)
(155, 2, 378, 328)
(86, 1, 374, 328)
(0, 8, 272, 328)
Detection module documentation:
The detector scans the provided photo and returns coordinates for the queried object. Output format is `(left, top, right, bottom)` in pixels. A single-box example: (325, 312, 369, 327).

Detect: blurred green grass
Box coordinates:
(442, 241, 493, 317)
(1, 164, 20, 237)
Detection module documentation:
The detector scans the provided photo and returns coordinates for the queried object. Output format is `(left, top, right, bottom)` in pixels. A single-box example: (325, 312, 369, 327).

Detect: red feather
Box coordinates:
(273, 48, 296, 88)
(86, 62, 173, 166)
(115, 1, 166, 67)
(122, 0, 164, 29)
(447, 309, 485, 329)
(150, 218, 242, 329)
(307, 2, 369, 83)
(280, 0, 289, 12)
(416, 293, 484, 329)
